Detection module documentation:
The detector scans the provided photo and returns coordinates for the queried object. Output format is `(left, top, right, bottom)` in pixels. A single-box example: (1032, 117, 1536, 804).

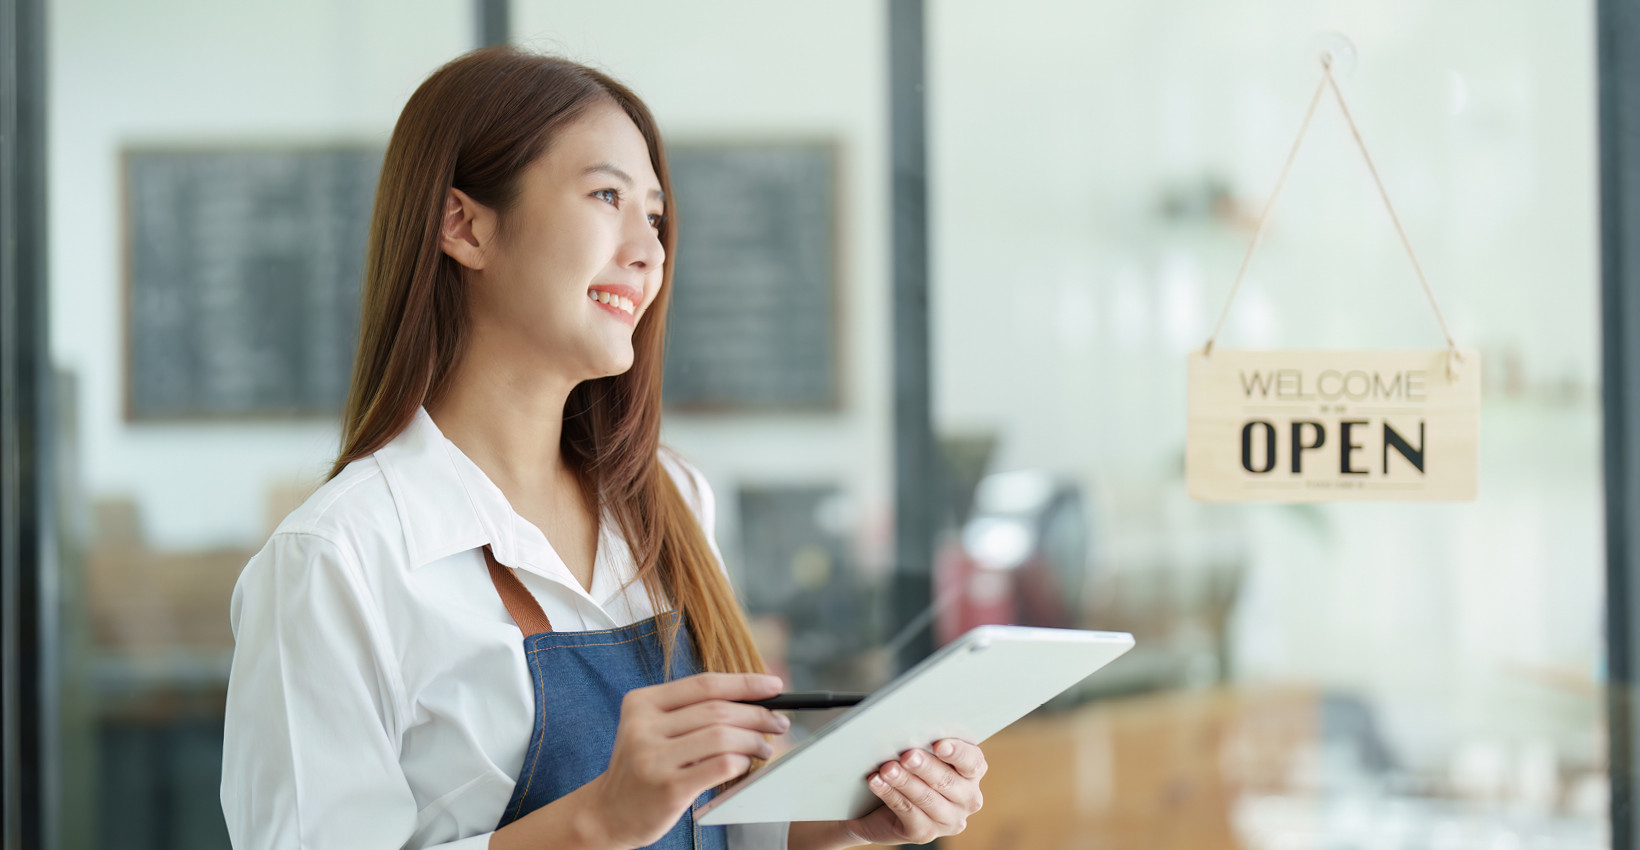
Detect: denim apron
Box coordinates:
(483, 545, 729, 850)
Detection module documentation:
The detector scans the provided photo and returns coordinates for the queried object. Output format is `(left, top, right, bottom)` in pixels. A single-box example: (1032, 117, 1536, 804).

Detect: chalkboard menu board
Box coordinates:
(663, 144, 837, 410)
(124, 147, 380, 419)
(123, 142, 836, 418)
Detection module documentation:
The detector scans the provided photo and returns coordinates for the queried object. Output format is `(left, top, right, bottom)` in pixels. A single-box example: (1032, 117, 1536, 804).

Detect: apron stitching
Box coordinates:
(520, 613, 671, 640)
(512, 642, 551, 822)
(527, 631, 657, 654)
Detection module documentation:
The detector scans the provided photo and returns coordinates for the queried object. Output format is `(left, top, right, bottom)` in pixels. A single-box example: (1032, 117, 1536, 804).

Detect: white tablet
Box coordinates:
(696, 625, 1135, 825)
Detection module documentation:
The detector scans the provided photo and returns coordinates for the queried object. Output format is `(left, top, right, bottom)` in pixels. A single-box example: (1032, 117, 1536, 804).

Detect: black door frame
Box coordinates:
(1, 0, 54, 846)
(889, 0, 938, 676)
(1600, 0, 1640, 846)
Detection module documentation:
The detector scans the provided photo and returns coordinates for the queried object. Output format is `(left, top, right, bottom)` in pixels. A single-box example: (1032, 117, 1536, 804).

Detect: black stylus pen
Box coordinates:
(737, 691, 869, 711)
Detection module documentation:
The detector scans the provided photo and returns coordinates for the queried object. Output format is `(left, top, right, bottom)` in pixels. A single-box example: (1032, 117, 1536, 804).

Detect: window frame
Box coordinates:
(1, 0, 55, 845)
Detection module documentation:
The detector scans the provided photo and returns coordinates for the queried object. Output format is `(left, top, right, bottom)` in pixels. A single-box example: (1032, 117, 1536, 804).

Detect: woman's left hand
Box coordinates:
(840, 738, 986, 846)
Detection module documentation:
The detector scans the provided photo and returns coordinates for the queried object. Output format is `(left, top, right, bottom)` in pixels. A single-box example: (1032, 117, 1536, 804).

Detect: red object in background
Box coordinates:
(934, 540, 1011, 646)
(933, 474, 1091, 647)
(934, 539, 1079, 647)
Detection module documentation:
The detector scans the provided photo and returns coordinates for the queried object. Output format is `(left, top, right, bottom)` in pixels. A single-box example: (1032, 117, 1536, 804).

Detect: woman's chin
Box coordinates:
(591, 349, 636, 378)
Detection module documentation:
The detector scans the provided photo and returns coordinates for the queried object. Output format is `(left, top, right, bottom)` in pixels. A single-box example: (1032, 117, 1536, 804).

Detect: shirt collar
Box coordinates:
(371, 409, 618, 612)
(372, 407, 497, 570)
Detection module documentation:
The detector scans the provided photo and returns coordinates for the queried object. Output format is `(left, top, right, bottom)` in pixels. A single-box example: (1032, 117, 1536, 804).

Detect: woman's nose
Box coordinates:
(620, 212, 665, 272)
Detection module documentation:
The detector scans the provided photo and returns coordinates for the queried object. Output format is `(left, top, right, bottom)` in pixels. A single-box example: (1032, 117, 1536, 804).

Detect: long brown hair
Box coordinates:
(330, 47, 763, 678)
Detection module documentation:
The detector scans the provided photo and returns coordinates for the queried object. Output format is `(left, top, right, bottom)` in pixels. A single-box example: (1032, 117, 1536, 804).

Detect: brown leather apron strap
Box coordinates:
(482, 544, 554, 636)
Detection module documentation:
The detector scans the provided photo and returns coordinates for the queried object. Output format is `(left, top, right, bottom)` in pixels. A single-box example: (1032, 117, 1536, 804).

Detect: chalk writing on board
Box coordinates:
(663, 144, 837, 411)
(125, 147, 380, 420)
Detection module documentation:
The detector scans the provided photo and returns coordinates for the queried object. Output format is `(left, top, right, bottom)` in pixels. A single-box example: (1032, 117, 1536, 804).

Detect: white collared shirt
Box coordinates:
(221, 408, 788, 849)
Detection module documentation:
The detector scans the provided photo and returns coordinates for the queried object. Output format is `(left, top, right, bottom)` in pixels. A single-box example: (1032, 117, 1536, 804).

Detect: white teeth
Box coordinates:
(589, 290, 636, 315)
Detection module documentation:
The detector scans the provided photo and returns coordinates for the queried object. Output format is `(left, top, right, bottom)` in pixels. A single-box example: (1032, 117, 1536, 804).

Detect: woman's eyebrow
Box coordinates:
(582, 163, 665, 206)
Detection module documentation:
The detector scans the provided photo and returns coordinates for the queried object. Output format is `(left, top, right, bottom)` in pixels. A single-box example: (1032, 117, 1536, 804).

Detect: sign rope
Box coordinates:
(1202, 55, 1464, 369)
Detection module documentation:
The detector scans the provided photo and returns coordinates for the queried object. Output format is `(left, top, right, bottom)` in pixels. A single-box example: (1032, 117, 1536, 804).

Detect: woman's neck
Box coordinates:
(425, 331, 577, 499)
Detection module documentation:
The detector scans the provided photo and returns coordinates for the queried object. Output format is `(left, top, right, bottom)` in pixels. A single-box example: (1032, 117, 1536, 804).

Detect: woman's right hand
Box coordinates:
(585, 672, 789, 849)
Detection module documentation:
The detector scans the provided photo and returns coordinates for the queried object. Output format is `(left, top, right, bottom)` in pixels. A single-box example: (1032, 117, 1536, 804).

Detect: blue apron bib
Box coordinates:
(483, 545, 728, 850)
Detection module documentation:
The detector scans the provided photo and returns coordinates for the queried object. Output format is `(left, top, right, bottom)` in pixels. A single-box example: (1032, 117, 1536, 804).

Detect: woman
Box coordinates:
(221, 47, 986, 850)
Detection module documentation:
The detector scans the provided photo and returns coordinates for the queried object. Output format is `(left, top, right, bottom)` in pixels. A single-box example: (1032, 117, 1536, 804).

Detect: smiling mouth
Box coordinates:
(588, 289, 636, 317)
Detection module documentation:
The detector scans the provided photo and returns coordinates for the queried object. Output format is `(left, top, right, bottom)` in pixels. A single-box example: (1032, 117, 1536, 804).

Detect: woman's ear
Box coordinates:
(439, 188, 495, 270)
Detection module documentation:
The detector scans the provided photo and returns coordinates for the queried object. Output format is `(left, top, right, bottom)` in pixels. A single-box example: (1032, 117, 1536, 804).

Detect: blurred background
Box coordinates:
(22, 0, 1609, 847)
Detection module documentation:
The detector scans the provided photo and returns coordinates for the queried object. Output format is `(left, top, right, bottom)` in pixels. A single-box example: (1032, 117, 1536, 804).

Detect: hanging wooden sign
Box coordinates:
(1187, 52, 1480, 502)
(1187, 349, 1478, 502)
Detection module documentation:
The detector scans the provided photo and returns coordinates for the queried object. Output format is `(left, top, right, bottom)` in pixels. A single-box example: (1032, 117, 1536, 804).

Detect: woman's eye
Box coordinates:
(593, 188, 619, 205)
(647, 213, 665, 230)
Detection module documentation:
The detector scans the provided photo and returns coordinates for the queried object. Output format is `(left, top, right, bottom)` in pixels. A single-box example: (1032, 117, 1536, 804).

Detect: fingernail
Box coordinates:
(884, 764, 901, 781)
(904, 751, 922, 768)
(777, 715, 791, 731)
(762, 675, 783, 688)
(936, 741, 954, 758)
(870, 774, 884, 788)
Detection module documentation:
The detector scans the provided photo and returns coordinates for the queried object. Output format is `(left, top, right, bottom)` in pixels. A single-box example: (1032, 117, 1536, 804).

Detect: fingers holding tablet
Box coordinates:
(864, 767, 948, 845)
(850, 742, 987, 845)
(902, 743, 985, 811)
(932, 738, 988, 782)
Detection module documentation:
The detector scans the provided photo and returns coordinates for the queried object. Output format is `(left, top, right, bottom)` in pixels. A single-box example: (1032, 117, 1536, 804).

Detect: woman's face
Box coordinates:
(464, 100, 667, 383)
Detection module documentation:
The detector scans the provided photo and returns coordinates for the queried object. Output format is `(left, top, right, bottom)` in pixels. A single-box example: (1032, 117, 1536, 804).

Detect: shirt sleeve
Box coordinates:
(221, 531, 490, 850)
